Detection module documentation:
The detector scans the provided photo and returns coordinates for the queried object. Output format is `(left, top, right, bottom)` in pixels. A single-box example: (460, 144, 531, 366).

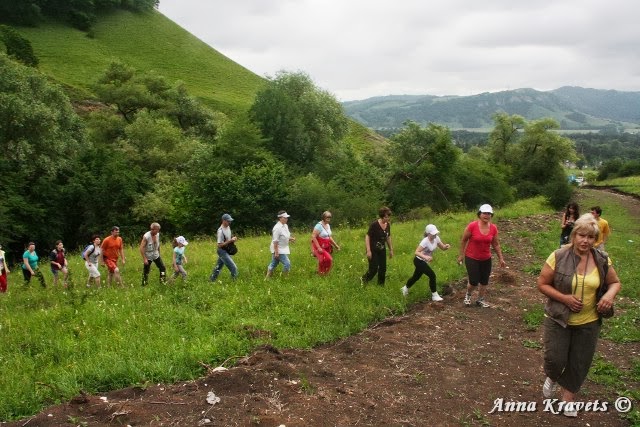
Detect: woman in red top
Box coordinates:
(456, 204, 506, 307)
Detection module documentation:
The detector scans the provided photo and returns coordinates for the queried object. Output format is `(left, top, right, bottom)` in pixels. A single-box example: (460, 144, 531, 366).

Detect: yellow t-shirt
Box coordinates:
(545, 252, 609, 325)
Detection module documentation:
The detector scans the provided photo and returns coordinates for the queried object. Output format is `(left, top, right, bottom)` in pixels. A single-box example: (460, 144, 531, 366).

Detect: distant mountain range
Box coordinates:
(343, 86, 640, 131)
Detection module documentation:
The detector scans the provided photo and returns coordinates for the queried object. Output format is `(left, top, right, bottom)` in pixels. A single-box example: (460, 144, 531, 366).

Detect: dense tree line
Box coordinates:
(0, 55, 580, 264)
(0, 0, 157, 30)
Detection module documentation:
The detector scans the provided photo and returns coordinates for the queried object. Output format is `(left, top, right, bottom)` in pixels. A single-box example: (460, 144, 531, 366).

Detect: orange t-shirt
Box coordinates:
(101, 235, 123, 260)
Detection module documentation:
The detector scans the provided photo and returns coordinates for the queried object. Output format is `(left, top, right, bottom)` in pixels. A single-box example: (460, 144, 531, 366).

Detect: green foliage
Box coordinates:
(17, 11, 265, 112)
(250, 71, 348, 169)
(387, 122, 463, 212)
(0, 25, 38, 66)
(0, 0, 158, 29)
(0, 54, 85, 248)
(456, 154, 514, 209)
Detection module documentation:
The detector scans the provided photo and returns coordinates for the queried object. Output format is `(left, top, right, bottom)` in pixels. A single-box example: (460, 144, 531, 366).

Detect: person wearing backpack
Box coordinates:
(139, 222, 166, 286)
(83, 235, 102, 287)
(49, 240, 69, 287)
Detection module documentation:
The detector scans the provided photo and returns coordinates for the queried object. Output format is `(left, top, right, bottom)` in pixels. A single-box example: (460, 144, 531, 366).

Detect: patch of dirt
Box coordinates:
(4, 191, 639, 427)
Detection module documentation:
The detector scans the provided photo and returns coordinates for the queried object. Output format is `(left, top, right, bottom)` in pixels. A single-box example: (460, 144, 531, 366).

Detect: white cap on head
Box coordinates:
(277, 212, 291, 218)
(425, 224, 439, 235)
(176, 236, 188, 246)
(479, 204, 494, 214)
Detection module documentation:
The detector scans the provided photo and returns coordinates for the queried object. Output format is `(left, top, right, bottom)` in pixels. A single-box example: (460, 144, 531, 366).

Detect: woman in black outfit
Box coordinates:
(560, 202, 580, 246)
(361, 206, 394, 286)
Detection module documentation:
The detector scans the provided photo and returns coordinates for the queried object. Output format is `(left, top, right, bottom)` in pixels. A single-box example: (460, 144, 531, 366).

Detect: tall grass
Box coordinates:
(1, 195, 638, 420)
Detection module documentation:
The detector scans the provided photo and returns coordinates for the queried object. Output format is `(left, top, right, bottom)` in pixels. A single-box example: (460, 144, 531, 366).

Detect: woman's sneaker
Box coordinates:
(563, 402, 578, 417)
(463, 293, 472, 307)
(542, 377, 556, 398)
(432, 292, 443, 302)
(401, 285, 409, 297)
(476, 298, 490, 308)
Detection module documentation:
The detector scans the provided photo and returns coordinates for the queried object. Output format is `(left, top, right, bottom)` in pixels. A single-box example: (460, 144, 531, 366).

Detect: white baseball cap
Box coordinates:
(425, 224, 439, 235)
(176, 236, 188, 246)
(277, 211, 291, 218)
(479, 204, 494, 214)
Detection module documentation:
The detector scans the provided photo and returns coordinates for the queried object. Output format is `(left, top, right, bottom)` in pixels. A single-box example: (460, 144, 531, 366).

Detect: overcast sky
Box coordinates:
(157, 0, 640, 101)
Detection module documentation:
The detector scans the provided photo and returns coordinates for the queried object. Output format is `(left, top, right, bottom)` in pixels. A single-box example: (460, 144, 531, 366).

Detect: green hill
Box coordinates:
(16, 9, 265, 114)
(344, 88, 640, 131)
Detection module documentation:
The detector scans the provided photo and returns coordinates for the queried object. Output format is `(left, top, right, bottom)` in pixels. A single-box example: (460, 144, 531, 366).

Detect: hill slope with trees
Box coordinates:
(343, 87, 640, 131)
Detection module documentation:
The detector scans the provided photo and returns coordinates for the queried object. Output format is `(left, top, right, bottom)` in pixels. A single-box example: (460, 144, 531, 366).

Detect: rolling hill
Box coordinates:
(343, 87, 640, 131)
(15, 9, 265, 114)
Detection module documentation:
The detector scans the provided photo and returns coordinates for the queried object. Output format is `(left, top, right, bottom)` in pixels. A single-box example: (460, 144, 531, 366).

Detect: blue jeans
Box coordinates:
(210, 248, 238, 281)
(268, 253, 291, 273)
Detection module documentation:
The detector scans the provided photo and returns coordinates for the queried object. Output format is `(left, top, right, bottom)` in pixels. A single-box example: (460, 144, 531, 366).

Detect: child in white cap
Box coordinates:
(401, 224, 451, 300)
(171, 236, 189, 282)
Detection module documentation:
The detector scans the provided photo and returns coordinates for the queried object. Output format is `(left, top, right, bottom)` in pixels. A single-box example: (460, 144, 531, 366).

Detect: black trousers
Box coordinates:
(405, 257, 437, 292)
(142, 256, 166, 285)
(362, 249, 386, 285)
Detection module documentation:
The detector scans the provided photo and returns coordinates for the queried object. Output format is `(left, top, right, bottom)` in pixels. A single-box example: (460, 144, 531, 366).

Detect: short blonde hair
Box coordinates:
(569, 213, 599, 242)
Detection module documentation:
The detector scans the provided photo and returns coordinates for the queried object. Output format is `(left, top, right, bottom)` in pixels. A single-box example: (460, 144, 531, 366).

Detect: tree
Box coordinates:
(94, 62, 170, 123)
(488, 112, 524, 165)
(0, 54, 85, 249)
(0, 25, 38, 66)
(250, 71, 348, 170)
(386, 121, 462, 213)
(511, 118, 577, 207)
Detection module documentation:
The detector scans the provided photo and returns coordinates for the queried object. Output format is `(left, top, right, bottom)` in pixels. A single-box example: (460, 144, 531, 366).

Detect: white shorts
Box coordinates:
(85, 262, 101, 278)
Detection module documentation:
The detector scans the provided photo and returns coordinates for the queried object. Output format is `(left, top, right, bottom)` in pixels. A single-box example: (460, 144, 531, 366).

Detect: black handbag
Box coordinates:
(225, 241, 238, 255)
(222, 232, 238, 255)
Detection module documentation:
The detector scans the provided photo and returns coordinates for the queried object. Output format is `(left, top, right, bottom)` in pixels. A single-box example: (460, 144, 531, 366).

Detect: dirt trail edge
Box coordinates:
(5, 192, 639, 427)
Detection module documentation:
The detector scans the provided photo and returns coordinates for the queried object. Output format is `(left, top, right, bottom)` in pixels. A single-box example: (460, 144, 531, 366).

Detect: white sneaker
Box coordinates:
(432, 292, 443, 302)
(563, 402, 577, 417)
(463, 293, 472, 307)
(401, 285, 409, 297)
(542, 377, 556, 398)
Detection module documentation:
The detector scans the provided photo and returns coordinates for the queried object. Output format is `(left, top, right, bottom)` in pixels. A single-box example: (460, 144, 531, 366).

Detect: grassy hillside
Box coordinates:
(16, 10, 266, 114)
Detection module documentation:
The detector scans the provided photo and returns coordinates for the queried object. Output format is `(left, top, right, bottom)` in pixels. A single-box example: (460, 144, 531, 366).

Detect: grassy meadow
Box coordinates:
(593, 175, 640, 197)
(0, 194, 638, 421)
(17, 10, 265, 113)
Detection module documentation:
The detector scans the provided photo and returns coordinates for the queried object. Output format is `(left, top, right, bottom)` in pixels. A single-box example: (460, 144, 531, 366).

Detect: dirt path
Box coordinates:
(5, 191, 639, 427)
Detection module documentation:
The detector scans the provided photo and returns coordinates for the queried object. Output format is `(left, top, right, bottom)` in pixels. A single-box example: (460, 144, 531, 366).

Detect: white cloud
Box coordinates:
(158, 0, 640, 101)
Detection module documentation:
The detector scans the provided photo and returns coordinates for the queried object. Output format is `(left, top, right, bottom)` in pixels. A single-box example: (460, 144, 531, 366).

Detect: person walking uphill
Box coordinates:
(171, 235, 189, 282)
(361, 206, 394, 286)
(139, 222, 166, 286)
(102, 226, 126, 287)
(560, 202, 579, 247)
(22, 241, 45, 287)
(311, 211, 341, 275)
(401, 224, 451, 300)
(266, 211, 296, 278)
(49, 240, 69, 287)
(457, 204, 506, 308)
(0, 244, 10, 293)
(590, 206, 610, 250)
(210, 214, 238, 282)
(537, 213, 621, 418)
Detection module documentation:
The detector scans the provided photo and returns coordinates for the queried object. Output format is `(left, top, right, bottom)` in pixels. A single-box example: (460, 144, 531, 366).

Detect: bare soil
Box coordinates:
(5, 191, 640, 427)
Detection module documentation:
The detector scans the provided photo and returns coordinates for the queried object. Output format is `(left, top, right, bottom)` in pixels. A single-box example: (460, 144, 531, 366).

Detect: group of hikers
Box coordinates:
(0, 202, 622, 419)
